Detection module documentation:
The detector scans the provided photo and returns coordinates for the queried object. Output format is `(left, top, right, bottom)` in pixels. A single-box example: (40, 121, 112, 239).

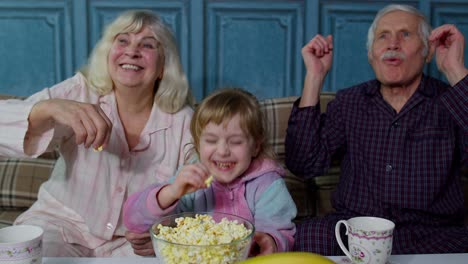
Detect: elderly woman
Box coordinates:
(0, 10, 194, 257)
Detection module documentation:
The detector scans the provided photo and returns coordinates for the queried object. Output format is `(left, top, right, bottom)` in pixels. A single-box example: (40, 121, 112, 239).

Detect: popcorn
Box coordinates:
(153, 214, 253, 264)
(205, 175, 214, 187)
(93, 146, 103, 152)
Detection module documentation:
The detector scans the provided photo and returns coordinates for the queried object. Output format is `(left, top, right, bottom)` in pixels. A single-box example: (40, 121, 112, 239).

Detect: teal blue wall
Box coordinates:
(1, 0, 467, 101)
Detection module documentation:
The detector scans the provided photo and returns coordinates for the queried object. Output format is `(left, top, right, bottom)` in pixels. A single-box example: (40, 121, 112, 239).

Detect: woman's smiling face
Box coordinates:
(108, 26, 164, 91)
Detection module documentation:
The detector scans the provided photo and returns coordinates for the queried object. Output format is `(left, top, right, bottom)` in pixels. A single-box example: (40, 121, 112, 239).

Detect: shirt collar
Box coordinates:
(99, 90, 172, 135)
(363, 74, 436, 98)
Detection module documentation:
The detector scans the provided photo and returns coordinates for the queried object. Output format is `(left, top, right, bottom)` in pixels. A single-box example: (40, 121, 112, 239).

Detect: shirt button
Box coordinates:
(385, 164, 393, 172)
(393, 122, 400, 128)
(116, 187, 124, 193)
(106, 223, 114, 230)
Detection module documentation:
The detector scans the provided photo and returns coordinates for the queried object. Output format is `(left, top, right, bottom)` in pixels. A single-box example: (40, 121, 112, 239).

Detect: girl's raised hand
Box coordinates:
(171, 163, 210, 197)
(158, 163, 211, 209)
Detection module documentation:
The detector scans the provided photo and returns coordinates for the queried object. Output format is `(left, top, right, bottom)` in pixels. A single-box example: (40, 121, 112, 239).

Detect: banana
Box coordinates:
(239, 252, 335, 264)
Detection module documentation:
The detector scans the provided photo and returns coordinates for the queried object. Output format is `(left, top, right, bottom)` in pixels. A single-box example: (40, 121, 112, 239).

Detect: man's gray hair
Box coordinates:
(366, 4, 431, 57)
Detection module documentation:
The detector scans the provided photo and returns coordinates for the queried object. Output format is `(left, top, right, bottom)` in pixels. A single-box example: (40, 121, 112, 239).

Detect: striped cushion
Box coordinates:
(0, 210, 23, 227)
(260, 96, 298, 162)
(259, 93, 336, 161)
(0, 157, 56, 210)
(259, 94, 339, 219)
(260, 97, 312, 218)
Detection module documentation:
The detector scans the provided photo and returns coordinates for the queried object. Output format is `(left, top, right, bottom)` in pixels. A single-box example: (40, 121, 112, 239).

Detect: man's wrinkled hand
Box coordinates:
(429, 24, 468, 85)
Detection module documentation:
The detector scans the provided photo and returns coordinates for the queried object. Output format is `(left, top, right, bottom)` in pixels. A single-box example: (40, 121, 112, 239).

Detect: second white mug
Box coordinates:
(335, 216, 395, 264)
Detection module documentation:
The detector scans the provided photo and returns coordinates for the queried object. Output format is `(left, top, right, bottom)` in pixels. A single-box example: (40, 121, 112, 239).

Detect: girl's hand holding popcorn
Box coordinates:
(158, 163, 211, 209)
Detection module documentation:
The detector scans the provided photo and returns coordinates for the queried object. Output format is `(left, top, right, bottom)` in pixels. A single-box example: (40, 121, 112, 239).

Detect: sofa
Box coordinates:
(1, 93, 467, 228)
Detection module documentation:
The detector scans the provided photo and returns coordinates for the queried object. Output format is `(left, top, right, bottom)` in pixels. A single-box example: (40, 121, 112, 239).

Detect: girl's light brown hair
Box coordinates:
(189, 88, 275, 160)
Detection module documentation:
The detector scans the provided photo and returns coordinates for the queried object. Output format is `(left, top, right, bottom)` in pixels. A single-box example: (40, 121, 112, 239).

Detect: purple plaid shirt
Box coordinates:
(286, 74, 468, 253)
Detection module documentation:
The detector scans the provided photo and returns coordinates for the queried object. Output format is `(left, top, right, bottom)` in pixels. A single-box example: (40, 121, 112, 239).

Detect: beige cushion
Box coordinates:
(260, 96, 312, 218)
(260, 96, 298, 162)
(0, 157, 56, 210)
(259, 95, 340, 219)
(0, 210, 23, 227)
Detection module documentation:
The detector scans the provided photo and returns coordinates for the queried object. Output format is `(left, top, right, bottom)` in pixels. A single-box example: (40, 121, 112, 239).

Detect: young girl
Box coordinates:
(123, 88, 297, 255)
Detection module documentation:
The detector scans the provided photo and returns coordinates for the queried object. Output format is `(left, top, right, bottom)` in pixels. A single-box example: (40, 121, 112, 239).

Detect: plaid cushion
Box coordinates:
(0, 157, 55, 210)
(260, 97, 309, 218)
(259, 94, 341, 219)
(259, 92, 336, 162)
(260, 96, 298, 162)
(0, 210, 23, 227)
(0, 94, 22, 100)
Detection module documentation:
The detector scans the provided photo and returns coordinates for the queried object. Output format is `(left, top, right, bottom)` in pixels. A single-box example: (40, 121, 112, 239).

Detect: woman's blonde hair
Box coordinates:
(189, 88, 275, 160)
(80, 9, 194, 113)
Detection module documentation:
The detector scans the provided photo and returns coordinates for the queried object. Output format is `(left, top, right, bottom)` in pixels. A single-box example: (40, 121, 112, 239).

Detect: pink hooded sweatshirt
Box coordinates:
(123, 158, 297, 251)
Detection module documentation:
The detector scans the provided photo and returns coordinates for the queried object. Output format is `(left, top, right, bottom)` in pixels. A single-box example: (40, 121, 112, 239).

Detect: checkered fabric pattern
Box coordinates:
(260, 96, 298, 161)
(259, 93, 336, 161)
(260, 96, 314, 219)
(259, 94, 339, 220)
(0, 210, 22, 228)
(0, 157, 56, 210)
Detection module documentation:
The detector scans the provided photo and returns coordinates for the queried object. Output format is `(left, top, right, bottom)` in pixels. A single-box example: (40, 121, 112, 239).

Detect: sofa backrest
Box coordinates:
(259, 93, 337, 219)
(0, 93, 338, 222)
(260, 93, 336, 164)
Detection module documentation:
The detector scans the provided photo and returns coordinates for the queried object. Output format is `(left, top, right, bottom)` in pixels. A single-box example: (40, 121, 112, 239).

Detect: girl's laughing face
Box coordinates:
(199, 114, 259, 184)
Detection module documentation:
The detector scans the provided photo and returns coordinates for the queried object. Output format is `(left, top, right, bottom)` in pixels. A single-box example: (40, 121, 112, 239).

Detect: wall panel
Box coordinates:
(205, 1, 305, 99)
(0, 0, 74, 96)
(1, 0, 468, 99)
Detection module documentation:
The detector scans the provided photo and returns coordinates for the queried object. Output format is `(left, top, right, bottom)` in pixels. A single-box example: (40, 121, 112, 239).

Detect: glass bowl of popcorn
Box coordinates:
(150, 212, 255, 264)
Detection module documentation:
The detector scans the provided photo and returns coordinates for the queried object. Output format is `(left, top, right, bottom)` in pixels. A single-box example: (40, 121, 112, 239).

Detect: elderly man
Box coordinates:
(286, 4, 468, 254)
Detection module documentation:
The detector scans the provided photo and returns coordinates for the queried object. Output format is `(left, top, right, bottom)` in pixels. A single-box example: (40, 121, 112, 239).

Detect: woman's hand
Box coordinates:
(29, 99, 112, 149)
(249, 232, 277, 257)
(125, 231, 154, 256)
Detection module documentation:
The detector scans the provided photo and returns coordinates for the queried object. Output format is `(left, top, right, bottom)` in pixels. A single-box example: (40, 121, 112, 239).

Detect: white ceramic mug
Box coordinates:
(335, 216, 394, 264)
(0, 225, 43, 264)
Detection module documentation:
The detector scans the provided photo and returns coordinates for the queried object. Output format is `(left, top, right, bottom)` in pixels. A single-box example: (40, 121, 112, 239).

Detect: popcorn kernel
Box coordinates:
(205, 175, 214, 187)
